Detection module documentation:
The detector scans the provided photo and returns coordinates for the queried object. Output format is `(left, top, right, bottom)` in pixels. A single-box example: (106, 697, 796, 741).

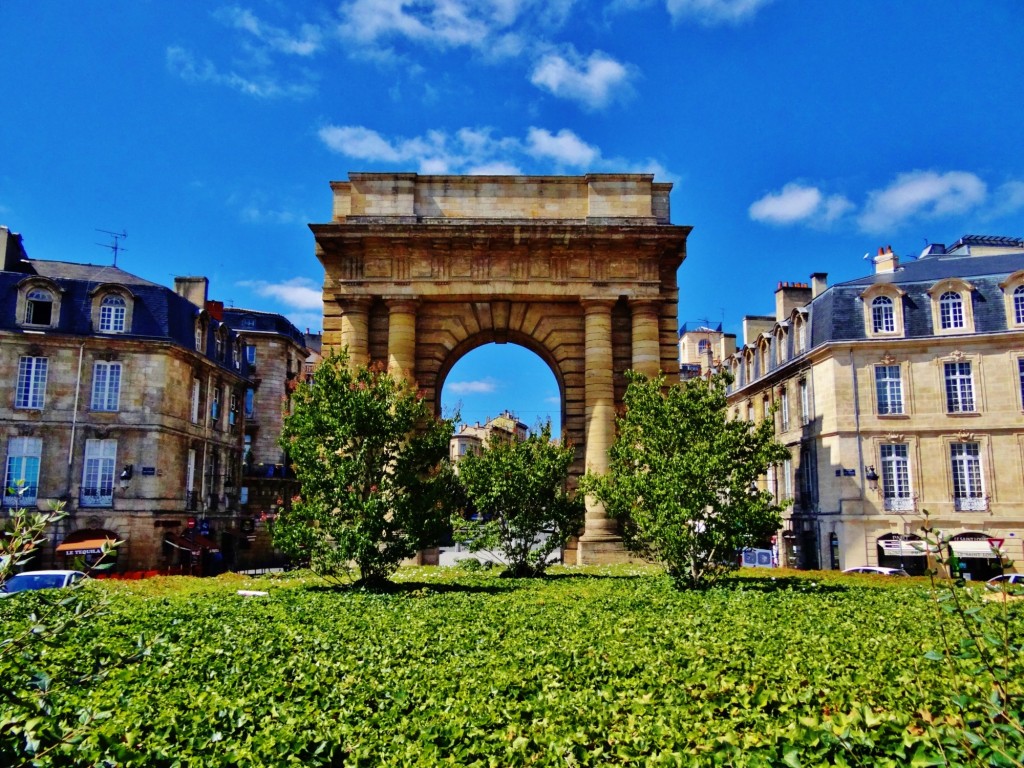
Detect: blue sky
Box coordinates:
(3, 1, 1023, 435)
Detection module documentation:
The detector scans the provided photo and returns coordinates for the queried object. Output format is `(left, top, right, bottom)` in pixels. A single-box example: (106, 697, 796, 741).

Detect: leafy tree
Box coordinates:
(276, 350, 457, 587)
(581, 371, 790, 589)
(453, 421, 583, 577)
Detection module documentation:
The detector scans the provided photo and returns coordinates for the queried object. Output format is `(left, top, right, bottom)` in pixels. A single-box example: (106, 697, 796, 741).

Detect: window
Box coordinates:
(939, 291, 964, 330)
(229, 392, 238, 427)
(799, 379, 809, 423)
(233, 342, 242, 369)
(880, 444, 912, 510)
(950, 442, 984, 510)
(244, 388, 255, 418)
(1019, 358, 1024, 408)
(191, 378, 201, 424)
(211, 384, 221, 423)
(746, 402, 754, 422)
(874, 365, 903, 415)
(98, 295, 127, 333)
(215, 330, 225, 360)
(81, 439, 116, 507)
(797, 319, 807, 354)
(245, 345, 256, 365)
(1015, 286, 1024, 325)
(762, 396, 770, 423)
(697, 339, 710, 356)
(3, 437, 41, 507)
(780, 389, 790, 431)
(872, 296, 895, 333)
(944, 361, 975, 413)
(16, 356, 48, 409)
(91, 361, 122, 411)
(782, 458, 793, 500)
(195, 321, 205, 352)
(242, 315, 257, 329)
(24, 288, 54, 326)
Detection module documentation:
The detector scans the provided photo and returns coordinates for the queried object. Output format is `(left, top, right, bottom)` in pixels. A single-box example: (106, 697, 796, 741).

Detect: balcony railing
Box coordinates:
(955, 496, 988, 512)
(80, 486, 114, 508)
(884, 496, 915, 512)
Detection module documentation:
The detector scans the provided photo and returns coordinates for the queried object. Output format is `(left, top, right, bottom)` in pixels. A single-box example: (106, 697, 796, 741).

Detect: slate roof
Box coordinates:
(809, 250, 1024, 347)
(222, 308, 307, 349)
(1, 259, 247, 377)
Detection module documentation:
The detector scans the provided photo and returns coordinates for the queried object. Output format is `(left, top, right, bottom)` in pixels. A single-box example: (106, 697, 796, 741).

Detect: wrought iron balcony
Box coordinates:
(80, 487, 114, 508)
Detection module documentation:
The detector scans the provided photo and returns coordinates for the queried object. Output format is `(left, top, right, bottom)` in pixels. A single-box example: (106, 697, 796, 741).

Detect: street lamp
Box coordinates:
(119, 464, 134, 490)
(865, 465, 879, 493)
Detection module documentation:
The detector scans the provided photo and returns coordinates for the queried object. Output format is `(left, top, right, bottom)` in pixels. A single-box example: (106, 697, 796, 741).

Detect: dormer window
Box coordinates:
(1015, 286, 1024, 325)
(242, 315, 257, 329)
(861, 285, 906, 338)
(195, 320, 206, 352)
(928, 279, 975, 335)
(98, 295, 127, 333)
(999, 271, 1024, 328)
(215, 329, 225, 360)
(872, 296, 895, 333)
(25, 289, 53, 326)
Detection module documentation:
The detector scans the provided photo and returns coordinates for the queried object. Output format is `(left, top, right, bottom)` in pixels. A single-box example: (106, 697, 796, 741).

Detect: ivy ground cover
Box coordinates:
(2, 566, 1020, 766)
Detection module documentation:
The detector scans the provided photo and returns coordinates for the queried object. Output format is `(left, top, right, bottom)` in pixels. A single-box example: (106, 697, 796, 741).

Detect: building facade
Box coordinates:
(1, 227, 250, 573)
(710, 237, 1024, 578)
(449, 410, 529, 462)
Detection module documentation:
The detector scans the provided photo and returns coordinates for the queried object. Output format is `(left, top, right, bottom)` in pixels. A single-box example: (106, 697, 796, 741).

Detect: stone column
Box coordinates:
(630, 299, 661, 379)
(386, 298, 418, 382)
(339, 297, 371, 368)
(578, 299, 622, 562)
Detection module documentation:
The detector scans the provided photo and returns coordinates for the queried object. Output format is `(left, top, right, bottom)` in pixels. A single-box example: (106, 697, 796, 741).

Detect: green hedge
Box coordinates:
(2, 566, 1021, 766)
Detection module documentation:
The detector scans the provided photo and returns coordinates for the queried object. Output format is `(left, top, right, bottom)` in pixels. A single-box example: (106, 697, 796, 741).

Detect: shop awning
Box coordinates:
(56, 538, 116, 556)
(164, 533, 220, 554)
(878, 539, 929, 557)
(949, 540, 1000, 557)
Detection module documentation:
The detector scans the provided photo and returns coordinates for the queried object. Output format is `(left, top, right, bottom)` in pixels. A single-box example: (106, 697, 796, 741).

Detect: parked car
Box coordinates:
(842, 566, 910, 577)
(985, 574, 1024, 590)
(0, 570, 86, 597)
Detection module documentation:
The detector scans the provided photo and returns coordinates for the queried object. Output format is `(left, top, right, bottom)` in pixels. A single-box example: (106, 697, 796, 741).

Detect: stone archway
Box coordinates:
(312, 173, 690, 564)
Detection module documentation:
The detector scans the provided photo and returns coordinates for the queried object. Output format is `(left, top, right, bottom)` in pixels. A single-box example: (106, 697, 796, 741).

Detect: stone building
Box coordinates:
(449, 410, 529, 462)
(713, 236, 1024, 578)
(678, 322, 734, 380)
(1, 227, 249, 573)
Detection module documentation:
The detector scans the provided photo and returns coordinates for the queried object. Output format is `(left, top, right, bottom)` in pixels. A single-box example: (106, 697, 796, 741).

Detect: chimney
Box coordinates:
(742, 315, 775, 347)
(1, 226, 32, 273)
(174, 277, 208, 308)
(721, 333, 737, 360)
(205, 300, 224, 322)
(874, 245, 899, 274)
(810, 272, 828, 298)
(774, 281, 813, 322)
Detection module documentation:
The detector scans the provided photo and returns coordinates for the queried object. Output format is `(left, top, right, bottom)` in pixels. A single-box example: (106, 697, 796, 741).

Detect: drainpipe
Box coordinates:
(849, 348, 869, 568)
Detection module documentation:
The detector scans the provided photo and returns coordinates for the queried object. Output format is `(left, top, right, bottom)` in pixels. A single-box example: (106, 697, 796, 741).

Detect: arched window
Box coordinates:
(195, 321, 205, 352)
(98, 295, 127, 333)
(697, 339, 710, 355)
(25, 289, 54, 326)
(939, 291, 964, 329)
(1014, 285, 1024, 325)
(872, 296, 894, 333)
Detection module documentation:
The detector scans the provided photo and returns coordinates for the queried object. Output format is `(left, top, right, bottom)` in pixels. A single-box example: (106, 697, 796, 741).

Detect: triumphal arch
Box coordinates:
(312, 173, 690, 563)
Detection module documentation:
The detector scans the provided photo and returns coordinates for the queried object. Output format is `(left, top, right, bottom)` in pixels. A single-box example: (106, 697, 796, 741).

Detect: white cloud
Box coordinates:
(215, 7, 323, 56)
(749, 182, 852, 227)
(858, 170, 987, 233)
(239, 278, 323, 310)
(524, 128, 599, 167)
(448, 378, 498, 394)
(284, 312, 323, 334)
(337, 0, 519, 53)
(240, 206, 298, 225)
(166, 46, 315, 99)
(990, 180, 1024, 219)
(530, 48, 633, 110)
(666, 0, 775, 25)
(318, 124, 615, 175)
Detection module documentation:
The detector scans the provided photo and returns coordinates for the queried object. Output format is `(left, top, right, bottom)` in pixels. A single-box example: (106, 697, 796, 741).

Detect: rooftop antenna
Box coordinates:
(95, 229, 127, 267)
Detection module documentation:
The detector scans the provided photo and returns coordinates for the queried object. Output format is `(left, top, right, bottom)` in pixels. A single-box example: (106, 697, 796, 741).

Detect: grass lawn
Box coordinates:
(2, 565, 1021, 766)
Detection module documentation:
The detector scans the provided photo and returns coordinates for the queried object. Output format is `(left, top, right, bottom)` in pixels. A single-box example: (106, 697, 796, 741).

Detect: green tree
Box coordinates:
(276, 350, 457, 587)
(453, 421, 583, 577)
(581, 371, 790, 589)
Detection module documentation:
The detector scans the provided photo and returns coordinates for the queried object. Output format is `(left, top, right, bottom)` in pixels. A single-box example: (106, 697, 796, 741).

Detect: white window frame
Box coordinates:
(799, 379, 810, 423)
(880, 443, 912, 510)
(939, 291, 965, 330)
(1015, 286, 1024, 325)
(874, 364, 904, 415)
(3, 437, 42, 507)
(81, 439, 116, 508)
(780, 389, 790, 431)
(782, 458, 793, 500)
(950, 442, 985, 510)
(944, 361, 975, 413)
(872, 296, 895, 333)
(98, 294, 127, 333)
(24, 288, 54, 326)
(16, 356, 48, 409)
(191, 378, 201, 424)
(245, 344, 256, 365)
(91, 361, 122, 412)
